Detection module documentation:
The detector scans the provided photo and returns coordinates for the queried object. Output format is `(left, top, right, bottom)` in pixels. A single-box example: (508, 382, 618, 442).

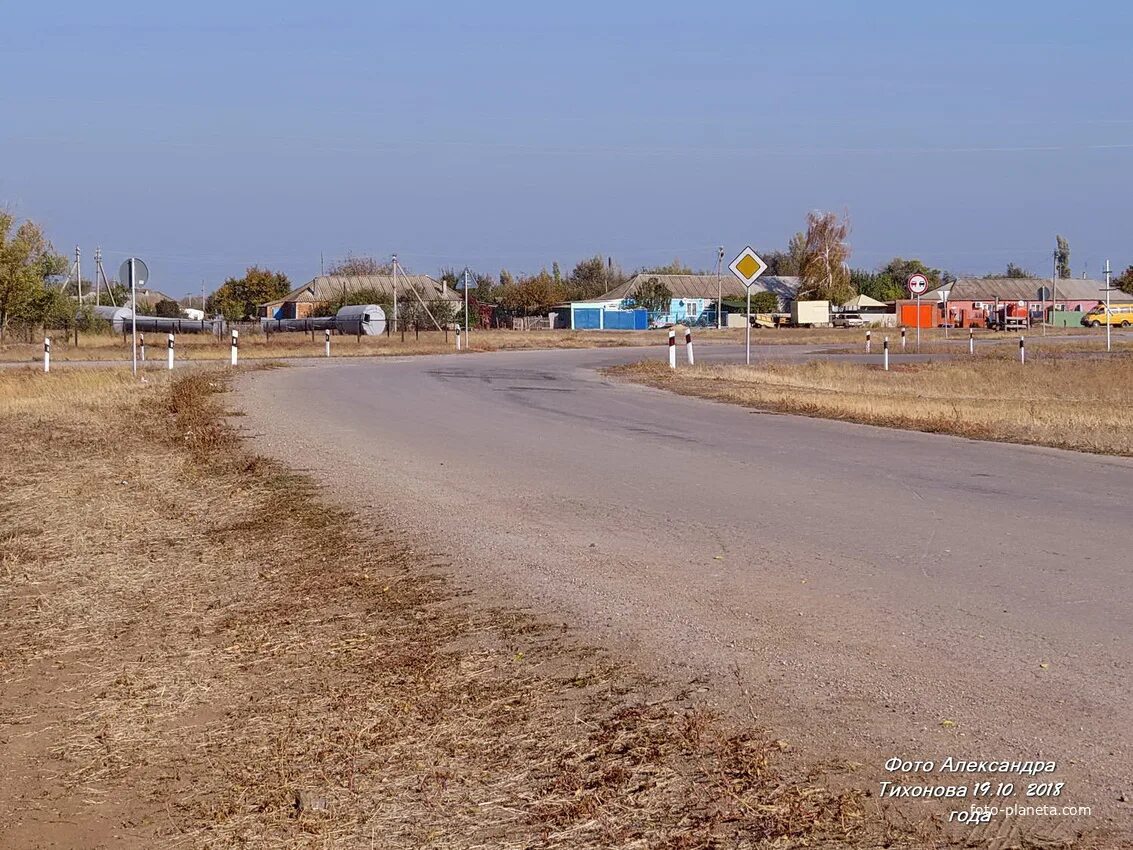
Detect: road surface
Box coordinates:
(236, 344, 1131, 840)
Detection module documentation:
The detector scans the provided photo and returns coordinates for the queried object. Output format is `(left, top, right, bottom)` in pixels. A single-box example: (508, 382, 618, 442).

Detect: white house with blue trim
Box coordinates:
(569, 273, 798, 329)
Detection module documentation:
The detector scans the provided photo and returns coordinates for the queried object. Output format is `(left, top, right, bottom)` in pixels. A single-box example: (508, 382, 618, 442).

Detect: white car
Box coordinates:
(832, 312, 864, 328)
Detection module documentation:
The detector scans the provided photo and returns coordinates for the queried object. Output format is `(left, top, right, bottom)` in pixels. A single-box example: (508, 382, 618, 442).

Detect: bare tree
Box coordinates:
(326, 253, 393, 276)
(797, 211, 853, 304)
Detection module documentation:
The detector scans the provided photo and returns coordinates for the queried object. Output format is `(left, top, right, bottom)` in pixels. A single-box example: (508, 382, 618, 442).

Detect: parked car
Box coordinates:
(832, 312, 864, 328)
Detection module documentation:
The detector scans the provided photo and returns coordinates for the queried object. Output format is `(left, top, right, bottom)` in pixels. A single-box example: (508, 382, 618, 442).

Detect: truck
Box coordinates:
(790, 300, 831, 327)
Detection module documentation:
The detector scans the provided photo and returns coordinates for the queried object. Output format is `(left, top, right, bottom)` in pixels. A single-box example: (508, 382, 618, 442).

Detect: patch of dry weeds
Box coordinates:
(609, 356, 1133, 456)
(0, 369, 930, 848)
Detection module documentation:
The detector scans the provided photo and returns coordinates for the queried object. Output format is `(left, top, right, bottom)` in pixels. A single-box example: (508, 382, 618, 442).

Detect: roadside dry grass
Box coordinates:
(0, 368, 922, 848)
(609, 355, 1133, 456)
(7, 325, 1112, 363)
(0, 329, 666, 362)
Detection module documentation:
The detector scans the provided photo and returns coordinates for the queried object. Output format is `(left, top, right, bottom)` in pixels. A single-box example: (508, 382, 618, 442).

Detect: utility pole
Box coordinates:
(716, 246, 724, 329)
(1046, 248, 1055, 330)
(75, 246, 82, 306)
(94, 246, 116, 308)
(392, 254, 399, 333)
(463, 268, 470, 337)
(1104, 259, 1113, 353)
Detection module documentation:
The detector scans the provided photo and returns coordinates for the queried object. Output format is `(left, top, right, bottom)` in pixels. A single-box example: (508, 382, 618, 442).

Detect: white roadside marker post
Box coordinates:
(456, 325, 462, 351)
(901, 327, 907, 351)
(44, 337, 51, 373)
(685, 328, 694, 365)
(230, 329, 239, 367)
(969, 327, 975, 355)
(865, 329, 871, 354)
(140, 333, 146, 364)
(668, 329, 676, 369)
(883, 336, 889, 371)
(324, 329, 331, 358)
(1019, 335, 1025, 365)
(167, 334, 174, 371)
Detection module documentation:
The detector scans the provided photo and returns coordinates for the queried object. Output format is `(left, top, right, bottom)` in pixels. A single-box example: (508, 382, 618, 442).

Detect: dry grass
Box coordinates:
(610, 354, 1133, 455)
(0, 329, 667, 362)
(0, 368, 922, 847)
(6, 325, 1117, 364)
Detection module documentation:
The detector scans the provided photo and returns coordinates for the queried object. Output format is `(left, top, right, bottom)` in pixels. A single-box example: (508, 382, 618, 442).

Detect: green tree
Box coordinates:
(750, 290, 780, 312)
(851, 270, 900, 302)
(797, 211, 853, 304)
(633, 276, 672, 313)
(1004, 263, 1031, 279)
(208, 266, 291, 320)
(1114, 266, 1133, 295)
(154, 298, 183, 318)
(567, 255, 622, 300)
(0, 212, 68, 339)
(761, 232, 806, 276)
(1056, 235, 1071, 279)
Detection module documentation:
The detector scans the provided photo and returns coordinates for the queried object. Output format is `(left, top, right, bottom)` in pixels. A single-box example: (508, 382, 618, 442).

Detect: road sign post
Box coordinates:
(728, 246, 768, 365)
(457, 268, 477, 338)
(907, 273, 929, 351)
(119, 258, 149, 377)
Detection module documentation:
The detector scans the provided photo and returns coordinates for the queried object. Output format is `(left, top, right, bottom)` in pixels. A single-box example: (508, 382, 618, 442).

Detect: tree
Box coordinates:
(0, 212, 68, 339)
(797, 211, 853, 304)
(551, 261, 561, 283)
(154, 299, 183, 318)
(850, 269, 902, 302)
(1056, 235, 1071, 279)
(761, 232, 807, 276)
(208, 266, 291, 320)
(633, 276, 672, 313)
(326, 253, 392, 276)
(642, 257, 695, 275)
(568, 255, 622, 300)
(497, 271, 562, 315)
(1004, 263, 1031, 279)
(750, 290, 779, 313)
(1114, 266, 1133, 295)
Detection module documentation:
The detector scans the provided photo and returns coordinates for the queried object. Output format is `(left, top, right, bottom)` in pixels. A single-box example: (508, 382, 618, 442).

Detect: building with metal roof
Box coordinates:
(924, 277, 1123, 304)
(260, 274, 459, 319)
(582, 273, 799, 306)
(919, 277, 1131, 329)
(568, 273, 799, 329)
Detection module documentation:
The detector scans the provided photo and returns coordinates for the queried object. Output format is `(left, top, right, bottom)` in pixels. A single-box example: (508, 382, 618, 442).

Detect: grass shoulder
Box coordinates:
(607, 355, 1133, 456)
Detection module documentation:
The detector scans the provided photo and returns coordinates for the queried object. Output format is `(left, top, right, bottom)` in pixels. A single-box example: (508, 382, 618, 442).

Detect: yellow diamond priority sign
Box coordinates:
(729, 246, 768, 288)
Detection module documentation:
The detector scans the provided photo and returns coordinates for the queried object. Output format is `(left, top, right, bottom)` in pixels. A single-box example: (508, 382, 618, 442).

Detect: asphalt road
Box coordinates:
(236, 343, 1131, 840)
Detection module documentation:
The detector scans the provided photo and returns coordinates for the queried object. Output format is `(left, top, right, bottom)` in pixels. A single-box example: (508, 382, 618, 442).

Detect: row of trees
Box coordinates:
(193, 230, 1133, 324)
(8, 204, 1133, 338)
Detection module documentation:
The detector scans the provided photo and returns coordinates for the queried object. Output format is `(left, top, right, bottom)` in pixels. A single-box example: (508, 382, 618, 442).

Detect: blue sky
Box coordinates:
(2, 1, 1131, 295)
